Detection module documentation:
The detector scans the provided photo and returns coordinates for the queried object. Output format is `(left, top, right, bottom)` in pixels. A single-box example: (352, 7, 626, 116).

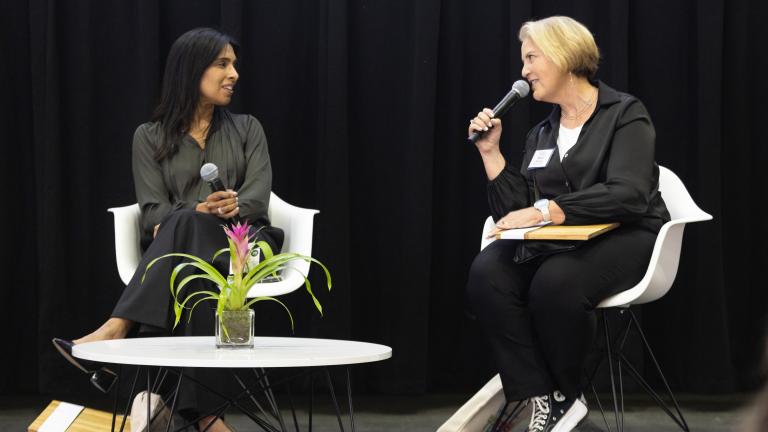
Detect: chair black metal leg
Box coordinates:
(603, 311, 622, 432)
(491, 399, 526, 432)
(489, 401, 511, 432)
(618, 352, 625, 431)
(590, 381, 612, 432)
(618, 354, 688, 431)
(628, 310, 689, 431)
(595, 308, 690, 432)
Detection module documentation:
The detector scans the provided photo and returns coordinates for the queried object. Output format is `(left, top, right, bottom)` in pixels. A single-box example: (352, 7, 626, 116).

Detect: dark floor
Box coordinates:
(0, 392, 752, 431)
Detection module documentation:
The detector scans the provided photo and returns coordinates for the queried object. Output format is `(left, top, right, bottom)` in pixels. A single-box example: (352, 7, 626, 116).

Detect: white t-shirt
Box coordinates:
(557, 124, 582, 161)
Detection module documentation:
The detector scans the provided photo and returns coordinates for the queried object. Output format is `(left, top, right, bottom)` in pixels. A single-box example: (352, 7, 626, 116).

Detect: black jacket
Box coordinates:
(487, 81, 670, 261)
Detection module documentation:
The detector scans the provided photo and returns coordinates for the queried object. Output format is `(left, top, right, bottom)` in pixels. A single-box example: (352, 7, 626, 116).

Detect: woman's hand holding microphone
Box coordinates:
(195, 190, 239, 219)
(469, 108, 507, 181)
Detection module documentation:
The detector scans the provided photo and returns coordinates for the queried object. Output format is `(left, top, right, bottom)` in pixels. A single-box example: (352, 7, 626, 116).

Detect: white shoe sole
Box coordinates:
(550, 399, 588, 432)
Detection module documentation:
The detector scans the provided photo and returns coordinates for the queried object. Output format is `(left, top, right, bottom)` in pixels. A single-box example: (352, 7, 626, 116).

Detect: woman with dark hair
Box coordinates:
(466, 16, 668, 432)
(53, 27, 279, 432)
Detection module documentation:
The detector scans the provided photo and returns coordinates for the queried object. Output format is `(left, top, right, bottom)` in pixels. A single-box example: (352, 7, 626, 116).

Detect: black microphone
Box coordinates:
(468, 80, 530, 144)
(200, 163, 240, 221)
(200, 162, 226, 192)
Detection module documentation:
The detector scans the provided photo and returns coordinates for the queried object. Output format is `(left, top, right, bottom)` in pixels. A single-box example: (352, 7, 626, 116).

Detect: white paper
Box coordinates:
(497, 220, 551, 240)
(38, 402, 84, 432)
(497, 226, 541, 240)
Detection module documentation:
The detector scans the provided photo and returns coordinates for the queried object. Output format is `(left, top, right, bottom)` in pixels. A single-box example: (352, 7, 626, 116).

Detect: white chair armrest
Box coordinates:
(247, 193, 319, 298)
(108, 204, 142, 285)
(108, 194, 321, 298)
(480, 216, 496, 251)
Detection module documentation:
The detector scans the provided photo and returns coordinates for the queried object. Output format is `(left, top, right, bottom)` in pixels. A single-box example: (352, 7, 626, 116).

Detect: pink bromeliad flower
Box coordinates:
(223, 221, 252, 274)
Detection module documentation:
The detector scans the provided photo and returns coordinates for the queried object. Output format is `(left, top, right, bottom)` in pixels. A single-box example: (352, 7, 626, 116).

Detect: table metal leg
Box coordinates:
(146, 371, 152, 432)
(324, 368, 345, 432)
(170, 369, 280, 432)
(309, 373, 314, 432)
(110, 365, 121, 432)
(285, 381, 300, 432)
(345, 368, 356, 432)
(163, 369, 184, 432)
(257, 368, 288, 431)
(233, 372, 273, 421)
(113, 366, 142, 432)
(107, 364, 365, 432)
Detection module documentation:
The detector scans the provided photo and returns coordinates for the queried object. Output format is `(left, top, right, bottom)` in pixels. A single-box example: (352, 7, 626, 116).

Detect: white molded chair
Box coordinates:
(479, 166, 711, 432)
(108, 192, 319, 298)
(481, 166, 712, 306)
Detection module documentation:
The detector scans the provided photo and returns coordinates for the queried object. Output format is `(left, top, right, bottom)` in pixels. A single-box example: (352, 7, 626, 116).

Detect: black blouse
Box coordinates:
(487, 81, 670, 234)
(132, 111, 272, 242)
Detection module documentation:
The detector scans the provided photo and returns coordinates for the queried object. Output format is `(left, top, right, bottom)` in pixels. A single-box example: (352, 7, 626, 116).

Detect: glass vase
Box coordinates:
(215, 309, 255, 348)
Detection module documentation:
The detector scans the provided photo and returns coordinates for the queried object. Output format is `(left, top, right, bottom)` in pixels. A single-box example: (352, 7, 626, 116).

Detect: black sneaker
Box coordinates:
(525, 390, 588, 432)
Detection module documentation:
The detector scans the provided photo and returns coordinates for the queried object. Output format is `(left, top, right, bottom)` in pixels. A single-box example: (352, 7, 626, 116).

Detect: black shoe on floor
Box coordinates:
(525, 390, 588, 432)
(52, 338, 117, 393)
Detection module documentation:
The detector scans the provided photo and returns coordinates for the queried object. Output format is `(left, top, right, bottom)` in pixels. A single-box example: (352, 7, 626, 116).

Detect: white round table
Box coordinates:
(73, 336, 392, 368)
(72, 336, 391, 431)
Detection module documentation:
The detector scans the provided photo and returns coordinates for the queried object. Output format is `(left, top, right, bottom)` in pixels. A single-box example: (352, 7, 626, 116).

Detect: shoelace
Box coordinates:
(528, 395, 550, 432)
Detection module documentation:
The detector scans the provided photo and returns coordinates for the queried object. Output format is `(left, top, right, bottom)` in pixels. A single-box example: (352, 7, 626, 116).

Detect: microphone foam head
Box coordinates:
(200, 163, 219, 182)
(512, 80, 530, 98)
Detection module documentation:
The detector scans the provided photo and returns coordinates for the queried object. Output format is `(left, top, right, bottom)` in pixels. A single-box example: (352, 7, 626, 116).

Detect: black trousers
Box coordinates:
(466, 225, 656, 402)
(112, 209, 281, 416)
(113, 209, 229, 330)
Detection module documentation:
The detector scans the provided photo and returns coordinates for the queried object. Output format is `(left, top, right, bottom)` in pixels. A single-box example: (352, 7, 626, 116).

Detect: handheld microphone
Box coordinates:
(200, 163, 226, 192)
(468, 80, 530, 144)
(200, 162, 240, 221)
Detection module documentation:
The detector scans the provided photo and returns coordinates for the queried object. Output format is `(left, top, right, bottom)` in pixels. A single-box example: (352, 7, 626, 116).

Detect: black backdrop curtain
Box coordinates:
(1, 0, 766, 396)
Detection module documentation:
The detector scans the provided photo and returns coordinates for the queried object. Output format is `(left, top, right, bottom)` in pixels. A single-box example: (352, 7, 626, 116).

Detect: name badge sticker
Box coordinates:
(527, 148, 555, 170)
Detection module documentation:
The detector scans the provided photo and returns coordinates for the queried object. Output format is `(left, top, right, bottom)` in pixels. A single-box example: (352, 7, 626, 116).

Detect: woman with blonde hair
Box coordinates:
(467, 16, 669, 432)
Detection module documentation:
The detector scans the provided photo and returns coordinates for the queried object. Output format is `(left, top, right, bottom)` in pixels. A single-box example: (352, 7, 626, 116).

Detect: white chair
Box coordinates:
(108, 192, 319, 298)
(479, 166, 711, 432)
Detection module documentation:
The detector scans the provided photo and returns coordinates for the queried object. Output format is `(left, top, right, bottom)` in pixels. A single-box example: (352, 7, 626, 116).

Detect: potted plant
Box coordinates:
(143, 221, 331, 348)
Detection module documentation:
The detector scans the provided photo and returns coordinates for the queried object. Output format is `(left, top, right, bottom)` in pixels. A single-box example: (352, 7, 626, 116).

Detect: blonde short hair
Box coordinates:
(518, 16, 600, 78)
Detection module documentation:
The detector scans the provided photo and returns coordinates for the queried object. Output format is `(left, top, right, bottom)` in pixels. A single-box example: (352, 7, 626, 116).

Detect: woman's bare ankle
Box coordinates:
(73, 318, 134, 344)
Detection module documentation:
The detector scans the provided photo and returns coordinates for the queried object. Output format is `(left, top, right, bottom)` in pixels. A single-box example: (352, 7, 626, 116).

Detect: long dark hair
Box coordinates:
(152, 28, 239, 161)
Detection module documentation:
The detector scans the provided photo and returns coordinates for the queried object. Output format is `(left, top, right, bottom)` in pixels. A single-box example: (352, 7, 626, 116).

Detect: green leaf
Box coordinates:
(169, 262, 198, 299)
(300, 272, 323, 316)
(242, 253, 304, 287)
(187, 294, 219, 323)
(173, 302, 184, 329)
(244, 297, 295, 331)
(255, 240, 273, 260)
(212, 247, 229, 262)
(175, 272, 223, 297)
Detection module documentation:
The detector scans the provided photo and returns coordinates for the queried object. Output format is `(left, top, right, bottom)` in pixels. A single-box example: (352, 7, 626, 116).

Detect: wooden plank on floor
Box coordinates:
(28, 400, 130, 432)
